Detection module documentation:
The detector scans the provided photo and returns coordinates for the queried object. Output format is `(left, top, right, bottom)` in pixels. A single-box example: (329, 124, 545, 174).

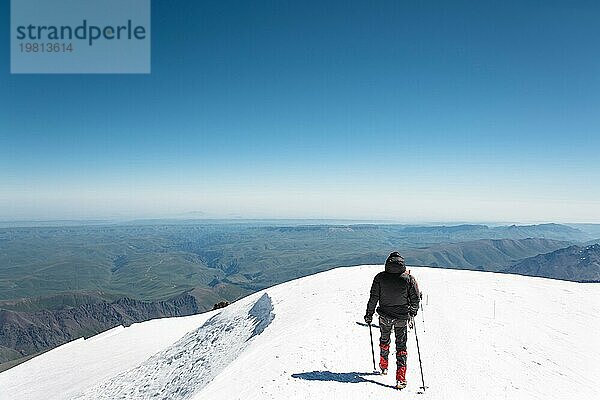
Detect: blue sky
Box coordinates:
(1, 1, 599, 222)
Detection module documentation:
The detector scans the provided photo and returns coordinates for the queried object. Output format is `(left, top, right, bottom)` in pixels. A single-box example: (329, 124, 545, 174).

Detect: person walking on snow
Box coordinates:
(364, 251, 420, 389)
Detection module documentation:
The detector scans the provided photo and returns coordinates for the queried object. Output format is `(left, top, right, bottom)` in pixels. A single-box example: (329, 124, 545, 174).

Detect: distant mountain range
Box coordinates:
(265, 222, 591, 243)
(403, 238, 570, 271)
(0, 294, 199, 370)
(568, 224, 600, 238)
(504, 244, 600, 282)
(0, 222, 595, 370)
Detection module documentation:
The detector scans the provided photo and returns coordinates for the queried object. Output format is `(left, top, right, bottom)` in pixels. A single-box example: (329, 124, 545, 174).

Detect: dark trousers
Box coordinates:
(378, 315, 407, 372)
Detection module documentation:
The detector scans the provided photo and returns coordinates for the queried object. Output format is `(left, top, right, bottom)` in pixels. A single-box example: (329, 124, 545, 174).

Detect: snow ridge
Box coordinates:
(3, 266, 599, 400)
(73, 293, 274, 400)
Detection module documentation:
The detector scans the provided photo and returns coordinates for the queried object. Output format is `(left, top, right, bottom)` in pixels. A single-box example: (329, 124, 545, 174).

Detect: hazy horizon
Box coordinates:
(1, 216, 599, 229)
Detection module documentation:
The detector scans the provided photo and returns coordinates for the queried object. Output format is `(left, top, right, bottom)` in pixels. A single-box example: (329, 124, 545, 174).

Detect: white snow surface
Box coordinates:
(1, 265, 599, 400)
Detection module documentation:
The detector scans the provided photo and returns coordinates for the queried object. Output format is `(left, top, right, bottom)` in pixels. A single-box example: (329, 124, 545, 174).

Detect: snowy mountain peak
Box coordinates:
(584, 243, 600, 251)
(1, 266, 599, 400)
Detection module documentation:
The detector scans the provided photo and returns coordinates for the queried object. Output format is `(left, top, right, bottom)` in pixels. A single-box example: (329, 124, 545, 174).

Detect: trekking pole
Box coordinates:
(419, 292, 425, 331)
(368, 323, 377, 372)
(420, 302, 425, 332)
(412, 317, 426, 392)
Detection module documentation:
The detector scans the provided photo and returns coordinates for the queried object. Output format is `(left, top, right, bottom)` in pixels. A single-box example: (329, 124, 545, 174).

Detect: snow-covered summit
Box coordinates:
(1, 265, 599, 400)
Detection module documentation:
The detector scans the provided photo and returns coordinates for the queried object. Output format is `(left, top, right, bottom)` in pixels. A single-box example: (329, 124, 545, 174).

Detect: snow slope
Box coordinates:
(0, 310, 218, 400)
(1, 265, 599, 400)
(73, 293, 274, 400)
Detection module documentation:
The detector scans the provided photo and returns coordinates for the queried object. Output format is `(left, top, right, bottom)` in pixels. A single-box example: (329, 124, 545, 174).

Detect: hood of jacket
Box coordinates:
(385, 252, 406, 274)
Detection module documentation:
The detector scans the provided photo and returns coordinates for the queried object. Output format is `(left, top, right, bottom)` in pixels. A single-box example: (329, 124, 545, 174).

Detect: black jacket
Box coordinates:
(365, 258, 420, 320)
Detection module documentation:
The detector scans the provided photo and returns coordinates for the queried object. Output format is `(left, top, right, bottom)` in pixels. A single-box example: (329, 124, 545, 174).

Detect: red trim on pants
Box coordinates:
(396, 366, 406, 381)
(379, 356, 388, 369)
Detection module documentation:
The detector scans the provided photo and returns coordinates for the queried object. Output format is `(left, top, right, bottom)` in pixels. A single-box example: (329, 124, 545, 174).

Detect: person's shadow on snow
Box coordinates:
(291, 371, 397, 389)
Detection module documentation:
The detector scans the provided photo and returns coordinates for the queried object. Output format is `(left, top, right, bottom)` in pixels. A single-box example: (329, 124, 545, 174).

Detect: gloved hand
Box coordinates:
(364, 314, 373, 324)
(408, 317, 414, 330)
